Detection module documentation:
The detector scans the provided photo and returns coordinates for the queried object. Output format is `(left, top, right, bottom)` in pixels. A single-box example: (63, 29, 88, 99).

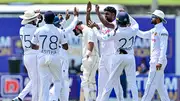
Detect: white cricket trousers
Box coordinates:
(100, 54, 138, 101)
(49, 57, 69, 101)
(141, 58, 170, 101)
(38, 54, 62, 101)
(96, 55, 124, 101)
(80, 55, 99, 101)
(18, 54, 39, 101)
(59, 58, 70, 101)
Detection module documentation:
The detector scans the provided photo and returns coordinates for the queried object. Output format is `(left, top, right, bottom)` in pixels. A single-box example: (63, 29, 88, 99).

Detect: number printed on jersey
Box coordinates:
(20, 34, 32, 49)
(39, 35, 59, 54)
(118, 36, 134, 50)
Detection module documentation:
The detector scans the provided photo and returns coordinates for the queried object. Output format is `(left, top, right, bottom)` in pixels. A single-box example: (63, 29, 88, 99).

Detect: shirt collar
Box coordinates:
(155, 23, 163, 28)
(24, 24, 36, 28)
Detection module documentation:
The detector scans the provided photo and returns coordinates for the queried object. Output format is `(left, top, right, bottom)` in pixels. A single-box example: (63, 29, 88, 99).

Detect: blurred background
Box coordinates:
(0, 0, 180, 101)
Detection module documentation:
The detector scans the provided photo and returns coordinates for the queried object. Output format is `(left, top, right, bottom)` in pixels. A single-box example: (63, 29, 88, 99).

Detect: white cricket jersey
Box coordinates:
(97, 21, 116, 56)
(93, 18, 139, 55)
(137, 23, 168, 64)
(31, 24, 67, 55)
(81, 26, 99, 57)
(20, 24, 38, 55)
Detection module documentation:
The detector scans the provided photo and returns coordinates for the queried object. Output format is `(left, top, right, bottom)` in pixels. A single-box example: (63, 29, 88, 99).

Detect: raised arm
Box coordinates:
(63, 7, 79, 33)
(95, 5, 115, 29)
(86, 1, 92, 25)
(60, 10, 70, 27)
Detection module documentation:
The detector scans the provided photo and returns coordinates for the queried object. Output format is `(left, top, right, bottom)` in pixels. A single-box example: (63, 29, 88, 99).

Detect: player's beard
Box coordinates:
(151, 18, 157, 25)
(105, 16, 112, 22)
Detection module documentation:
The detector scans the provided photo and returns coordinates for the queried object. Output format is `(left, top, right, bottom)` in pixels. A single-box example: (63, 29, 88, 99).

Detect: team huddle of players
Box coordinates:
(12, 1, 170, 101)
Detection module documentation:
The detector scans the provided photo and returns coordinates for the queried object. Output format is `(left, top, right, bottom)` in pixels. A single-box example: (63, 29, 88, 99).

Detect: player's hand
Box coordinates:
(87, 1, 92, 13)
(34, 9, 41, 18)
(73, 7, 79, 17)
(34, 9, 43, 26)
(65, 9, 70, 20)
(88, 20, 95, 28)
(156, 63, 162, 70)
(88, 20, 100, 29)
(34, 9, 40, 13)
(95, 4, 100, 13)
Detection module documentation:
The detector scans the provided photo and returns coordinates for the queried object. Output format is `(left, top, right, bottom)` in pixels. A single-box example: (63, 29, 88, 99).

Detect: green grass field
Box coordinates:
(0, 0, 180, 5)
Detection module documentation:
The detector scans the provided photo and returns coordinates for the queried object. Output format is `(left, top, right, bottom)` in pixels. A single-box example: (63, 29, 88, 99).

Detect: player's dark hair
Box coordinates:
(159, 18, 163, 22)
(104, 6, 117, 15)
(76, 21, 83, 26)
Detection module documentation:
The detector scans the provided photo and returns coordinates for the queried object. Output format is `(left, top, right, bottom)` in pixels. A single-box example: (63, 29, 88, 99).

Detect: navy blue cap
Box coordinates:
(116, 11, 130, 25)
(44, 11, 55, 23)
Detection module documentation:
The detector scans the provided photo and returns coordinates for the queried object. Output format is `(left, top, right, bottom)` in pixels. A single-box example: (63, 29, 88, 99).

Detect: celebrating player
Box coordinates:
(91, 11, 139, 101)
(31, 11, 67, 101)
(12, 10, 42, 101)
(49, 8, 79, 101)
(86, 2, 124, 101)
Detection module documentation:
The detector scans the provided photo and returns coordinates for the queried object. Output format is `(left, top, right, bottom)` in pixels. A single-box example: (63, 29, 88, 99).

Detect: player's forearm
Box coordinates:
(86, 12, 91, 25)
(137, 30, 151, 39)
(64, 16, 78, 33)
(96, 12, 114, 29)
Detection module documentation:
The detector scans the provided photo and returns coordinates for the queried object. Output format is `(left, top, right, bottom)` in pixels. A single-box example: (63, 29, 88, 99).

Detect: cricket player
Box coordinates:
(31, 11, 67, 101)
(49, 8, 79, 101)
(86, 2, 123, 101)
(137, 10, 170, 101)
(12, 10, 42, 101)
(73, 21, 99, 101)
(92, 11, 139, 101)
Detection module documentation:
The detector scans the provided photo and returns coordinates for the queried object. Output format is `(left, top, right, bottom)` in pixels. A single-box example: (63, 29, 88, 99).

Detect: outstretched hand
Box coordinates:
(73, 7, 79, 17)
(88, 20, 100, 29)
(95, 4, 100, 13)
(87, 1, 92, 12)
(65, 9, 70, 20)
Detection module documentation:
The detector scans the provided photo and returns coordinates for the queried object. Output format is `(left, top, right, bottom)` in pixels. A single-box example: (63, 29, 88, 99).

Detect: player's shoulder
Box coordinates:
(160, 27, 168, 36)
(161, 27, 168, 34)
(33, 26, 43, 35)
(19, 26, 25, 33)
